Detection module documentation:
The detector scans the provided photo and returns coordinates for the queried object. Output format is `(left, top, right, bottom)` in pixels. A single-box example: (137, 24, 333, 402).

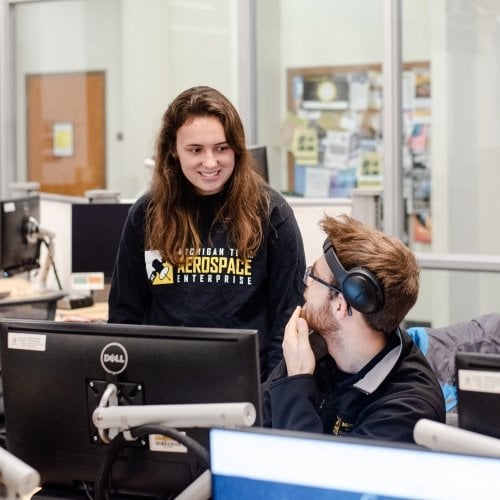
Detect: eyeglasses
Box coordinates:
(303, 266, 341, 294)
(303, 265, 352, 316)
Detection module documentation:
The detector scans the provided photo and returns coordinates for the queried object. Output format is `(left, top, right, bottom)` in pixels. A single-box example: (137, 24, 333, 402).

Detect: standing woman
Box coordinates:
(108, 86, 306, 379)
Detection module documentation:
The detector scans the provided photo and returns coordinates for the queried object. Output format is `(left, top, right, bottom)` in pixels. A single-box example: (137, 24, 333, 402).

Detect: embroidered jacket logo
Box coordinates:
(332, 415, 354, 435)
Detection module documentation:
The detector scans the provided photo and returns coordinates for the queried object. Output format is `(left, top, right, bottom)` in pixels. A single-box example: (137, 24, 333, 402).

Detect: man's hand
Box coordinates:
(283, 306, 316, 376)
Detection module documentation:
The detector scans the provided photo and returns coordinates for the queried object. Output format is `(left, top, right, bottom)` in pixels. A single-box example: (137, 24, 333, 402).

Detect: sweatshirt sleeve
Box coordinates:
(263, 190, 306, 375)
(108, 198, 151, 324)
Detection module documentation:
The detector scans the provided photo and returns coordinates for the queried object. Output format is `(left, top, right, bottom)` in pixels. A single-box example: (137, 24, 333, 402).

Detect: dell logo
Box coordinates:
(103, 353, 125, 364)
(100, 342, 128, 374)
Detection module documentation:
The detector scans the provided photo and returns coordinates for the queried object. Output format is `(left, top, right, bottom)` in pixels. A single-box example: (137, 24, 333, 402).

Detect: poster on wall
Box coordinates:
(52, 122, 74, 157)
(291, 127, 319, 165)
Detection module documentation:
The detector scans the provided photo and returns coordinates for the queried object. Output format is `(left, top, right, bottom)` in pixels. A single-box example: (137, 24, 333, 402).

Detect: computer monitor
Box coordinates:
(71, 202, 132, 283)
(0, 195, 41, 277)
(248, 145, 269, 182)
(456, 352, 500, 438)
(0, 319, 262, 498)
(210, 427, 500, 499)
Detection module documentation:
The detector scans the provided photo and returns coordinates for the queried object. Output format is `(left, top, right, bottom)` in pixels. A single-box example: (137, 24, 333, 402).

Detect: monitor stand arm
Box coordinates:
(92, 383, 257, 443)
(26, 216, 57, 291)
(92, 383, 256, 500)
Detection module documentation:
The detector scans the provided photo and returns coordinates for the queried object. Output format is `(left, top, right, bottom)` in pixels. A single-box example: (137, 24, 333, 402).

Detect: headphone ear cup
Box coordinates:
(342, 269, 383, 314)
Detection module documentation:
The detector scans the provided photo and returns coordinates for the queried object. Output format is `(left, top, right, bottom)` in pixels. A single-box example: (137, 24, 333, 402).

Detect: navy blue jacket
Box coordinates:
(262, 329, 446, 443)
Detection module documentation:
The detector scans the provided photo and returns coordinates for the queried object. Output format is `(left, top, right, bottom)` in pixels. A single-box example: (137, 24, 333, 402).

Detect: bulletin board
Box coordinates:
(283, 62, 431, 202)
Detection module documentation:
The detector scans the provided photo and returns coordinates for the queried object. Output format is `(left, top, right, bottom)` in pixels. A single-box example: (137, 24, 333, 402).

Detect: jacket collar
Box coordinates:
(351, 328, 403, 394)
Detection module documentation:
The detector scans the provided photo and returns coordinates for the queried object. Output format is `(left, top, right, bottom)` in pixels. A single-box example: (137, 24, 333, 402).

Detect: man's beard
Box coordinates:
(301, 298, 340, 338)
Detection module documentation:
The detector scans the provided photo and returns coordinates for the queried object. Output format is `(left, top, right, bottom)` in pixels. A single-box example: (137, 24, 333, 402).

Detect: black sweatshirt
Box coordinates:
(108, 187, 306, 379)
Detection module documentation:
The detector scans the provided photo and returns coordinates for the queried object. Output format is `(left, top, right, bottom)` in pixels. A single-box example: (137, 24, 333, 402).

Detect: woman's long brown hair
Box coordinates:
(146, 86, 270, 265)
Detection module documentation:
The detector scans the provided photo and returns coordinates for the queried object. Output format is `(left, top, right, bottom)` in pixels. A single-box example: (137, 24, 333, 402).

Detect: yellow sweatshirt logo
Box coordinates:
(145, 249, 253, 286)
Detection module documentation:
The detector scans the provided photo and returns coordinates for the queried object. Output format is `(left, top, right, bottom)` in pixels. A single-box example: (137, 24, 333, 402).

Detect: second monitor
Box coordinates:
(0, 195, 41, 278)
(71, 202, 132, 284)
(248, 145, 269, 183)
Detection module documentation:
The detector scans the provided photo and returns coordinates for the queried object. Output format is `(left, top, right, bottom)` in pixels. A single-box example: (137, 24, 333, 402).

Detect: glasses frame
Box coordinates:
(304, 266, 352, 316)
(304, 266, 342, 294)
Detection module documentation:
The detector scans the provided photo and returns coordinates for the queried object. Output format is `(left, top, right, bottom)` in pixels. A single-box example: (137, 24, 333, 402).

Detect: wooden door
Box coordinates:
(27, 71, 106, 196)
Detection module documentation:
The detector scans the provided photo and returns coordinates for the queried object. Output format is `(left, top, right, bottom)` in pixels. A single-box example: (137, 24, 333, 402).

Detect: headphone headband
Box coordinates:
(322, 238, 384, 314)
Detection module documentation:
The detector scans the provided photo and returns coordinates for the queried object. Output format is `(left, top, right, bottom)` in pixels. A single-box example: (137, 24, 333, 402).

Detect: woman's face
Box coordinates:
(175, 115, 235, 195)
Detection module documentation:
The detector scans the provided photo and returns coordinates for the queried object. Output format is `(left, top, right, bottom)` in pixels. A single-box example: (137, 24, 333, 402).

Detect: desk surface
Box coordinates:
(0, 276, 45, 300)
(56, 301, 109, 322)
(0, 277, 108, 322)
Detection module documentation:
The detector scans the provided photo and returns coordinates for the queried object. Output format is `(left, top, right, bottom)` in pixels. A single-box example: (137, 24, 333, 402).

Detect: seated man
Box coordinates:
(262, 214, 446, 443)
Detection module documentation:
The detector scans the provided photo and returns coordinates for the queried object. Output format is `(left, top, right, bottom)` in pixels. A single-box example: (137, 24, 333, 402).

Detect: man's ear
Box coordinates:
(334, 293, 350, 319)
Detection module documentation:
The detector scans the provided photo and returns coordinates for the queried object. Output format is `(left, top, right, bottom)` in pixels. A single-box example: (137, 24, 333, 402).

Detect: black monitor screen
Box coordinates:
(0, 319, 262, 498)
(0, 195, 41, 277)
(248, 145, 269, 182)
(71, 203, 132, 282)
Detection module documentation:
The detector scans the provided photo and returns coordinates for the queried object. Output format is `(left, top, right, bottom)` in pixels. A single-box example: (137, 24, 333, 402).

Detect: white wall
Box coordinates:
(14, 0, 237, 200)
(287, 197, 352, 265)
(39, 195, 79, 292)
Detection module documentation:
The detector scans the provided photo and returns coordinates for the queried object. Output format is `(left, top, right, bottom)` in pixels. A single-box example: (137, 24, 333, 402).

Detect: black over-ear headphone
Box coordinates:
(323, 238, 384, 314)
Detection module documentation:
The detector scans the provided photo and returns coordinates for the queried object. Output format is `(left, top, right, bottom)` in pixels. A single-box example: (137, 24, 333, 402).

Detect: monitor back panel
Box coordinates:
(456, 352, 500, 438)
(0, 320, 261, 497)
(248, 145, 269, 182)
(71, 203, 132, 281)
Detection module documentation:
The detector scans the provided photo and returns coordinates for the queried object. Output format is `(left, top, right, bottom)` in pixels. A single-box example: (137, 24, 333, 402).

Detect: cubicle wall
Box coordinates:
(39, 194, 133, 294)
(39, 194, 81, 292)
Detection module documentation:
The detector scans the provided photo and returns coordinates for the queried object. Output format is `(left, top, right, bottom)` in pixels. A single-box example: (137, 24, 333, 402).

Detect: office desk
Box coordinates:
(0, 278, 110, 322)
(56, 301, 109, 322)
(0, 278, 66, 320)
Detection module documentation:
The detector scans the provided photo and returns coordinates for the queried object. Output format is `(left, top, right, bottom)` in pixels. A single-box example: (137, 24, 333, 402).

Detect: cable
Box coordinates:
(40, 238, 63, 290)
(50, 253, 63, 291)
(81, 481, 95, 500)
(94, 426, 209, 500)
